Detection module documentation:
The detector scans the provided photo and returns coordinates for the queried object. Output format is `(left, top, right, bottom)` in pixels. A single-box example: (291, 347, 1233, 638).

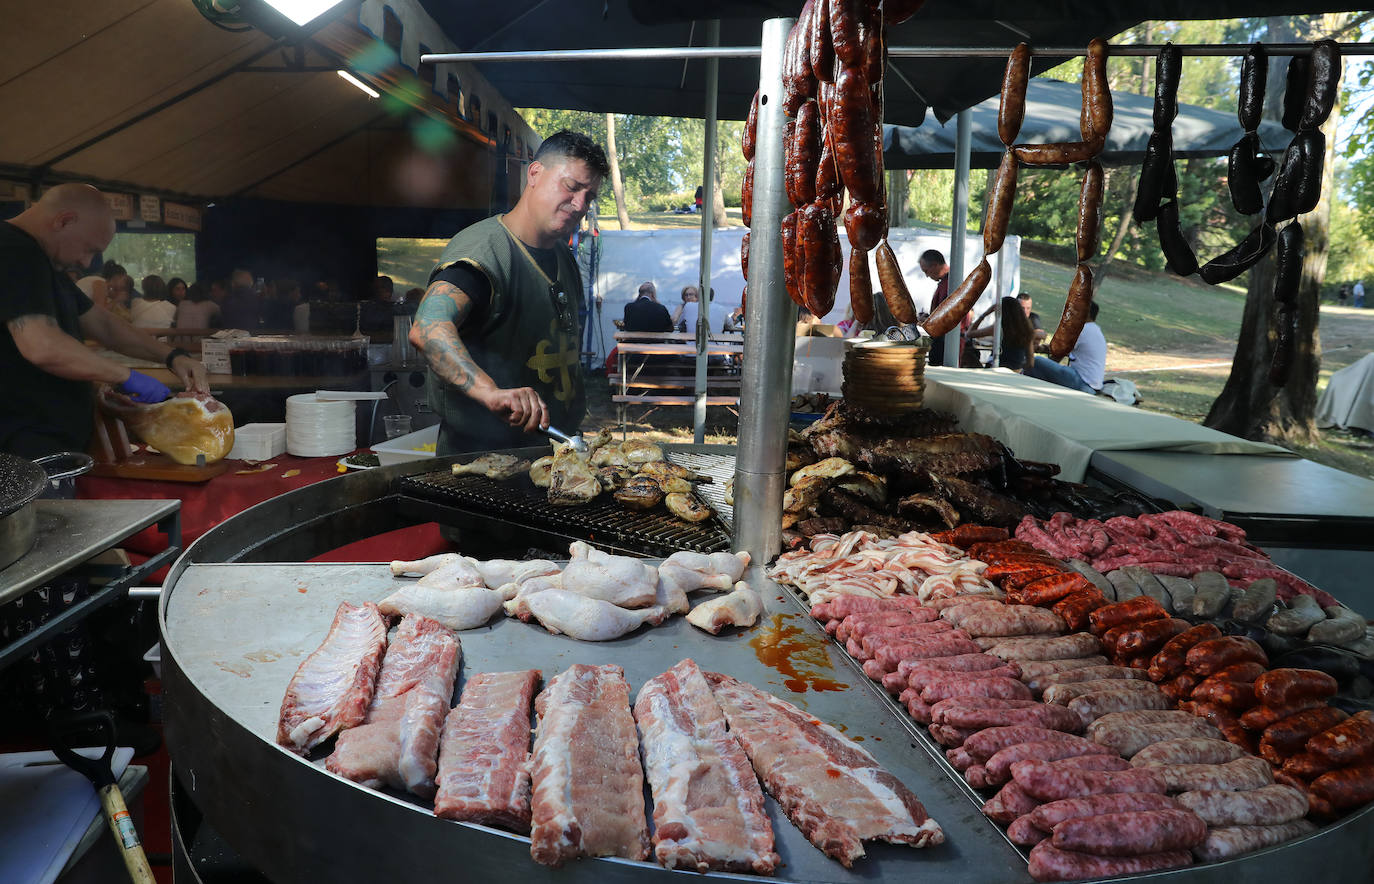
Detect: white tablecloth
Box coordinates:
(923, 367, 1294, 482)
(1316, 353, 1374, 433)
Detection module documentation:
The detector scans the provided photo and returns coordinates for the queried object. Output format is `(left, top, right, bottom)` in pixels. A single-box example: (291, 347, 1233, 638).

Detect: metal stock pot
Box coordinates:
(0, 451, 94, 570)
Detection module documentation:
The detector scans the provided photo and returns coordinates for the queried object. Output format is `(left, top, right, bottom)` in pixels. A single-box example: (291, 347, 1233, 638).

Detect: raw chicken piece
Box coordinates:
(415, 556, 484, 589)
(326, 615, 461, 797)
(434, 669, 541, 831)
(658, 551, 751, 595)
(390, 553, 465, 577)
(276, 602, 388, 755)
(634, 659, 778, 873)
(547, 444, 600, 505)
(562, 542, 659, 607)
(452, 453, 531, 480)
(379, 585, 506, 631)
(686, 583, 764, 634)
(653, 576, 689, 616)
(100, 390, 234, 465)
(471, 558, 560, 590)
(524, 590, 667, 641)
(665, 492, 712, 523)
(502, 573, 565, 621)
(529, 455, 554, 487)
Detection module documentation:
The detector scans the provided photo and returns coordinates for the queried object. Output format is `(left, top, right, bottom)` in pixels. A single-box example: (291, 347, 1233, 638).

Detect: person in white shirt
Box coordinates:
(1027, 301, 1106, 393)
(672, 285, 700, 333)
(129, 274, 177, 329)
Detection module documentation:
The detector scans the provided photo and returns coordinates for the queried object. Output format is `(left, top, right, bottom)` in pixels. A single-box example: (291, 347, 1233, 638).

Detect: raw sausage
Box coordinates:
(998, 43, 1032, 147)
(1310, 759, 1374, 809)
(1189, 676, 1257, 711)
(742, 90, 759, 162)
(1281, 52, 1310, 133)
(1024, 663, 1141, 692)
(1305, 709, 1374, 766)
(933, 698, 1083, 733)
(929, 723, 977, 748)
(1051, 809, 1205, 857)
(1153, 42, 1182, 128)
(1156, 200, 1199, 276)
(1134, 131, 1173, 223)
(982, 150, 1019, 255)
(1029, 792, 1178, 832)
(1185, 636, 1267, 677)
(1115, 617, 1189, 658)
(1075, 161, 1104, 263)
(1174, 784, 1308, 826)
(1090, 594, 1168, 636)
(1130, 738, 1246, 768)
(921, 675, 1032, 704)
(1007, 814, 1050, 846)
(1044, 679, 1162, 706)
(1013, 134, 1105, 167)
(1227, 132, 1267, 216)
(988, 633, 1100, 663)
(984, 736, 1113, 784)
(1081, 38, 1112, 141)
(1142, 756, 1274, 793)
(982, 780, 1041, 825)
(1028, 843, 1192, 882)
(1047, 264, 1094, 361)
(875, 239, 918, 324)
(923, 258, 991, 339)
(848, 246, 874, 325)
(1149, 623, 1222, 683)
(1254, 668, 1338, 707)
(1260, 706, 1349, 756)
(1300, 39, 1341, 131)
(965, 725, 1081, 762)
(1089, 719, 1222, 758)
(1239, 698, 1328, 732)
(1198, 221, 1277, 286)
(1068, 690, 1174, 727)
(953, 601, 1065, 638)
(1052, 591, 1106, 632)
(1193, 820, 1317, 862)
(897, 652, 1013, 675)
(1011, 760, 1165, 802)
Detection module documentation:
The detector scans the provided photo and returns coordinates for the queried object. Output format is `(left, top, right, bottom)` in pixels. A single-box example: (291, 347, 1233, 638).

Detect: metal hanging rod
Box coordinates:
(422, 42, 1374, 65)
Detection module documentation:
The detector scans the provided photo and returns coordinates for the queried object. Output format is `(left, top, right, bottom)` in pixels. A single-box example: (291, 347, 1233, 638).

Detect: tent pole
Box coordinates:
(993, 248, 1006, 367)
(695, 20, 721, 445)
(944, 107, 972, 367)
(733, 16, 794, 562)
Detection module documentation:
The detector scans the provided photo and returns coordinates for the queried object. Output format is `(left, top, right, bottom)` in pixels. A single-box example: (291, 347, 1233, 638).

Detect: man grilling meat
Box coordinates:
(412, 130, 609, 455)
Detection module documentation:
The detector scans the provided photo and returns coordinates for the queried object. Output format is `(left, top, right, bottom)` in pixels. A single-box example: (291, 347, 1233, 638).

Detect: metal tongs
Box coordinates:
(542, 424, 588, 453)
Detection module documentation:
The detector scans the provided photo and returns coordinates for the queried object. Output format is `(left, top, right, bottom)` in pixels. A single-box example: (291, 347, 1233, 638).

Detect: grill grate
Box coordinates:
(400, 468, 732, 557)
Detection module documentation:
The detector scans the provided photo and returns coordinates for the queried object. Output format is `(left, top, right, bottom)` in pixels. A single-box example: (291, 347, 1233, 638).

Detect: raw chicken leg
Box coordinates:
(686, 583, 763, 635)
(658, 551, 751, 596)
(416, 556, 485, 589)
(502, 574, 564, 621)
(561, 542, 658, 608)
(524, 590, 667, 641)
(473, 559, 560, 589)
(390, 553, 465, 577)
(379, 585, 506, 631)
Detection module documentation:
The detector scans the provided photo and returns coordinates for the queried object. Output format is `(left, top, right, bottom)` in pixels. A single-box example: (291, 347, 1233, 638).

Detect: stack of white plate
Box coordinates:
(285, 393, 355, 457)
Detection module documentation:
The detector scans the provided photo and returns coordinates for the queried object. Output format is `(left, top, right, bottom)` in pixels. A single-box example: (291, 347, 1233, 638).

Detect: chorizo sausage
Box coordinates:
(1115, 617, 1189, 658)
(1281, 53, 1310, 133)
(741, 159, 754, 228)
(1238, 43, 1267, 133)
(809, 0, 834, 82)
(815, 135, 842, 214)
(875, 239, 918, 324)
(1310, 759, 1374, 810)
(843, 202, 884, 251)
(1076, 161, 1104, 263)
(848, 245, 873, 325)
(1260, 706, 1348, 757)
(1047, 264, 1094, 361)
(1153, 42, 1182, 129)
(1149, 623, 1222, 683)
(1052, 591, 1106, 632)
(798, 201, 841, 317)
(828, 0, 861, 66)
(740, 231, 749, 282)
(1186, 636, 1268, 677)
(983, 149, 1019, 255)
(1197, 221, 1277, 285)
(782, 15, 809, 117)
(863, 18, 885, 89)
(742, 90, 759, 162)
(1255, 668, 1338, 708)
(788, 100, 821, 207)
(831, 65, 878, 203)
(1305, 709, 1374, 766)
(1190, 676, 1258, 711)
(1274, 224, 1303, 307)
(781, 210, 803, 307)
(1300, 40, 1341, 131)
(924, 257, 990, 339)
(998, 43, 1032, 147)
(1013, 134, 1105, 167)
(1156, 199, 1199, 277)
(1081, 38, 1112, 141)
(1090, 595, 1168, 636)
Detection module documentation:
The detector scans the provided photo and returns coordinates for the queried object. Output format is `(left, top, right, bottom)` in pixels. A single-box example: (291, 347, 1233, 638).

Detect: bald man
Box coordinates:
(1, 183, 208, 458)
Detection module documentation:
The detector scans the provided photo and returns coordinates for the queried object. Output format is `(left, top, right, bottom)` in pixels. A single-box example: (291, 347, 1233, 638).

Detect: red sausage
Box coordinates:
(1185, 636, 1268, 677)
(1149, 623, 1222, 683)
(1090, 596, 1168, 636)
(1260, 706, 1350, 756)
(848, 246, 874, 326)
(1253, 668, 1338, 708)
(998, 43, 1032, 147)
(1310, 760, 1374, 810)
(1239, 698, 1328, 732)
(1305, 709, 1374, 766)
(1028, 843, 1192, 882)
(1047, 264, 1095, 361)
(1051, 809, 1206, 857)
(924, 258, 991, 339)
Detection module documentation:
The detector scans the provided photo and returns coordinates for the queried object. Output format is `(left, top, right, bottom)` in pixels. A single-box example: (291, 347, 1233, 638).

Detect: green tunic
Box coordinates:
(427, 215, 586, 455)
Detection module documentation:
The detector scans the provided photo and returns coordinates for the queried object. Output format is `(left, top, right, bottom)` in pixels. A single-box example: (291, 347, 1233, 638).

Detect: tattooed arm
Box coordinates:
(7, 313, 132, 384)
(79, 304, 208, 392)
(410, 279, 550, 433)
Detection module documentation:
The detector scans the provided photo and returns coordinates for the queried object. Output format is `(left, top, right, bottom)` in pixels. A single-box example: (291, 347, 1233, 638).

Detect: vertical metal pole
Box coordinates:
(992, 247, 1006, 367)
(694, 20, 721, 444)
(944, 107, 972, 367)
(733, 17, 794, 562)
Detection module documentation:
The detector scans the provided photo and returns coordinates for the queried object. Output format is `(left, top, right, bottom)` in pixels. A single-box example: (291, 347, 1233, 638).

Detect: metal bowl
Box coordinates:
(0, 452, 47, 570)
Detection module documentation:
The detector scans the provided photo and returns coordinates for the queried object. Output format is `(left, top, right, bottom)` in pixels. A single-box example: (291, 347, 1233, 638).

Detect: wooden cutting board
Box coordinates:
(89, 410, 230, 483)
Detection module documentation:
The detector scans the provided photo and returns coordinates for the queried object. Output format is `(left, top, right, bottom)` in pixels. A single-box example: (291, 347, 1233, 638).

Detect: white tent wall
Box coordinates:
(583, 226, 1021, 365)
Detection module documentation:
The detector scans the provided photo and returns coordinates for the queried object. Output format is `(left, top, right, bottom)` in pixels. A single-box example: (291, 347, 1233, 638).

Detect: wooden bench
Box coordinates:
(613, 331, 743, 423)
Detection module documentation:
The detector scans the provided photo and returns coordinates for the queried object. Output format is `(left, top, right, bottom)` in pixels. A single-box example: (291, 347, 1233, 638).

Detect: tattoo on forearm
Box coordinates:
(413, 281, 486, 394)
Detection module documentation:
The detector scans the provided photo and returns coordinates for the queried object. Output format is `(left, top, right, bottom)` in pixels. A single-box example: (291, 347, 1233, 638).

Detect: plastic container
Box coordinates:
(226, 423, 287, 461)
(143, 643, 161, 680)
(372, 424, 440, 466)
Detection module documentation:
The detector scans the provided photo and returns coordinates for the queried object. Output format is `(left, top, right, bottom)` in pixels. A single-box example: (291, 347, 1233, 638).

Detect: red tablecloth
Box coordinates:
(77, 454, 450, 578)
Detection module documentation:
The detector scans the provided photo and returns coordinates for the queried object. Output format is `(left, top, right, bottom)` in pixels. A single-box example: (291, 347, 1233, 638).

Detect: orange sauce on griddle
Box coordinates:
(749, 614, 849, 693)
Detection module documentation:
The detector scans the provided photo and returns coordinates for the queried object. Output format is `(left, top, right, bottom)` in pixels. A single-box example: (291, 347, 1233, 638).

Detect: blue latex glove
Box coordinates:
(119, 370, 172, 404)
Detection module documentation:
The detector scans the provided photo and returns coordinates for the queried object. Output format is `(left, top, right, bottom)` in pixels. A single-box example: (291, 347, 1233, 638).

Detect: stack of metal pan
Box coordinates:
(840, 339, 929, 414)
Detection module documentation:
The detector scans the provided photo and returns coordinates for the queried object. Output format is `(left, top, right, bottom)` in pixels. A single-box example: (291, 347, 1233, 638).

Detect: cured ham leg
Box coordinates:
(524, 590, 666, 641)
(276, 602, 387, 755)
(529, 664, 649, 866)
(433, 669, 542, 831)
(633, 659, 779, 874)
(326, 615, 461, 798)
(706, 671, 944, 866)
(100, 390, 234, 465)
(378, 585, 506, 631)
(686, 582, 764, 634)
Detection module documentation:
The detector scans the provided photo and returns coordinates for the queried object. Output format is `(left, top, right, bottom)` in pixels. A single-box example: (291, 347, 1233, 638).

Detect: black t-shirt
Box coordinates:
(431, 244, 559, 331)
(0, 222, 96, 456)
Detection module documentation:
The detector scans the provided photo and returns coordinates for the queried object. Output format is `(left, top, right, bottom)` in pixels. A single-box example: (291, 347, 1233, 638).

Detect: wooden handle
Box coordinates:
(98, 784, 157, 884)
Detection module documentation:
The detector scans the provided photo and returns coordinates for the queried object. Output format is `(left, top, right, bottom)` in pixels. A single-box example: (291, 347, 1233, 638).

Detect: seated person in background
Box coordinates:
(1026, 301, 1106, 393)
(672, 285, 700, 333)
(623, 281, 672, 332)
(1018, 292, 1047, 348)
(360, 275, 396, 336)
(259, 278, 296, 330)
(219, 269, 262, 331)
(168, 277, 188, 304)
(722, 304, 745, 332)
(175, 282, 221, 330)
(130, 275, 176, 328)
(104, 270, 133, 322)
(967, 296, 1035, 371)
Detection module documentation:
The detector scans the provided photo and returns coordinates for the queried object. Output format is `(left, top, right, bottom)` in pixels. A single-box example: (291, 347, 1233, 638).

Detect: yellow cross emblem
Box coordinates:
(526, 320, 579, 404)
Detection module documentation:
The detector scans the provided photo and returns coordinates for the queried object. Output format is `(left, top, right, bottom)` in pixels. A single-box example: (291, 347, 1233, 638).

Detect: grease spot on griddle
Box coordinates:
(215, 660, 252, 678)
(748, 613, 848, 694)
(245, 650, 281, 663)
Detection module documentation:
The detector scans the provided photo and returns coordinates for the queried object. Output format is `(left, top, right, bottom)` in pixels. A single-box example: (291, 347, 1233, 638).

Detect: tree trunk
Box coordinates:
(604, 113, 632, 230)
(1203, 15, 1337, 445)
(888, 169, 910, 228)
(712, 148, 728, 228)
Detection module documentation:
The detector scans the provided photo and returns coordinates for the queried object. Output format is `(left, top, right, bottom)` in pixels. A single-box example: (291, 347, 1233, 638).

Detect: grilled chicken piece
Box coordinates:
(665, 492, 712, 523)
(622, 439, 664, 465)
(724, 477, 734, 506)
(529, 455, 555, 488)
(834, 470, 887, 505)
(547, 444, 600, 505)
(452, 453, 532, 480)
(786, 446, 819, 473)
(656, 476, 693, 494)
(590, 443, 629, 468)
(789, 456, 855, 486)
(636, 460, 699, 483)
(524, 590, 667, 641)
(783, 476, 828, 517)
(614, 475, 664, 510)
(596, 465, 637, 492)
(686, 582, 763, 634)
(583, 428, 614, 453)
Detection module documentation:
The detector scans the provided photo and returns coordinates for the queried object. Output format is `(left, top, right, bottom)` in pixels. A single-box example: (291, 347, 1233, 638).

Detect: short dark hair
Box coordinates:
(1089, 301, 1100, 320)
(533, 129, 610, 180)
(187, 281, 211, 303)
(919, 249, 945, 266)
(141, 274, 168, 302)
(1017, 292, 1032, 301)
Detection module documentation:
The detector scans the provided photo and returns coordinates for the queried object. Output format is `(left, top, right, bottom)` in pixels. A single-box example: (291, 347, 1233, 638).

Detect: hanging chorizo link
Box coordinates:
(875, 240, 918, 324)
(810, 0, 834, 82)
(829, 0, 862, 67)
(781, 210, 803, 307)
(741, 159, 754, 228)
(789, 100, 821, 206)
(983, 150, 1019, 255)
(1082, 39, 1112, 140)
(849, 246, 874, 325)
(998, 43, 1031, 147)
(844, 202, 885, 251)
(742, 91, 759, 162)
(1048, 265, 1094, 360)
(831, 65, 879, 203)
(1076, 161, 1104, 263)
(925, 258, 991, 339)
